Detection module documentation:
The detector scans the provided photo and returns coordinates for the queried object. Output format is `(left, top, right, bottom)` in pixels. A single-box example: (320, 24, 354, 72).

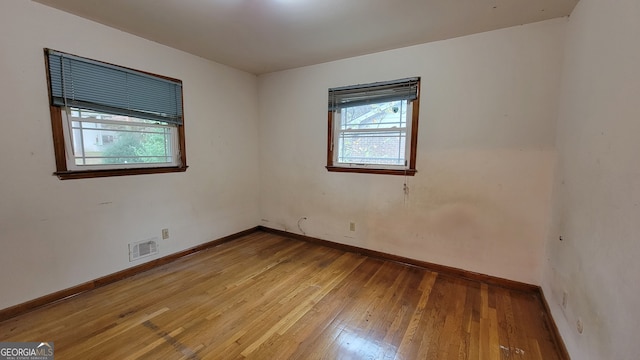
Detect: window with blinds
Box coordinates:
(44, 49, 187, 179)
(327, 77, 421, 176)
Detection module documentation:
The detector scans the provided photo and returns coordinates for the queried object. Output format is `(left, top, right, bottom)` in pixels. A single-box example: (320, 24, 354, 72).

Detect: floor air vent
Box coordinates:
(129, 238, 159, 262)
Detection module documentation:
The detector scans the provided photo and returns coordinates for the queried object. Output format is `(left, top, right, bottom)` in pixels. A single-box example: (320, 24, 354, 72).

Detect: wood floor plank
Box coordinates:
(394, 271, 438, 360)
(284, 258, 382, 359)
(0, 232, 565, 360)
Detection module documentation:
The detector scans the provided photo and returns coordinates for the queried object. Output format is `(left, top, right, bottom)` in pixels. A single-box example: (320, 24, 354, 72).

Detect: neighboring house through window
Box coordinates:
(45, 49, 187, 180)
(327, 77, 420, 176)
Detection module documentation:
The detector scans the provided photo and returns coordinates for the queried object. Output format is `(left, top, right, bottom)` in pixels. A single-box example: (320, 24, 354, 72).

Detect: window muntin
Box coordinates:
(62, 108, 179, 170)
(327, 78, 420, 175)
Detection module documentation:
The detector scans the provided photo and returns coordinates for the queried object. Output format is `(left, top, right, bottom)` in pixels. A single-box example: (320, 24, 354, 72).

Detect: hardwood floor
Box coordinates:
(0, 232, 564, 359)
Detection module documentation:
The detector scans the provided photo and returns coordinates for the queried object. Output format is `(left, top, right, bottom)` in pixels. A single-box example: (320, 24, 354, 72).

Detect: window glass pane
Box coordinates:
(338, 130, 406, 166)
(71, 127, 84, 162)
(67, 108, 174, 167)
(337, 100, 408, 166)
(341, 100, 407, 131)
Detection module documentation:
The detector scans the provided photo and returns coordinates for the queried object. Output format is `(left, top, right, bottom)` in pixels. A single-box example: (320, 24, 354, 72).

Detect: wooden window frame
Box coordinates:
(49, 107, 187, 180)
(326, 95, 420, 176)
(44, 50, 188, 180)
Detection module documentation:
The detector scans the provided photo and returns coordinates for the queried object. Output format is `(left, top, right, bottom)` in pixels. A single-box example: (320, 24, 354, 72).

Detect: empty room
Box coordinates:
(0, 0, 638, 359)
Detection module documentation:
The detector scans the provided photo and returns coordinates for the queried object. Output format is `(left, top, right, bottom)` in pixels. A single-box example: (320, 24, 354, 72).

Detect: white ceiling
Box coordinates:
(33, 0, 579, 75)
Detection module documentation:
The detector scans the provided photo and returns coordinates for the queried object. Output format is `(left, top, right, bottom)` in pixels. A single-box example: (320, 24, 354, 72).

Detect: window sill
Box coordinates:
(325, 166, 416, 176)
(54, 165, 188, 180)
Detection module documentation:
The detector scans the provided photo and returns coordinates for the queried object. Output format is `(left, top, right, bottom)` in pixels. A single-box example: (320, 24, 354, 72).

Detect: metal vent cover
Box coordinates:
(129, 238, 159, 262)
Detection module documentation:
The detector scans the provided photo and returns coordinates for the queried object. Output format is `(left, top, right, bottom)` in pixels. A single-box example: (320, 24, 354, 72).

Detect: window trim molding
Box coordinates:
(326, 87, 420, 176)
(44, 49, 188, 180)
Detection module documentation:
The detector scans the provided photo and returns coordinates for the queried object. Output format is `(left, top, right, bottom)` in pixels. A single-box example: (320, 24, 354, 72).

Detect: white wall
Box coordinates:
(543, 0, 640, 358)
(258, 19, 566, 284)
(0, 0, 260, 310)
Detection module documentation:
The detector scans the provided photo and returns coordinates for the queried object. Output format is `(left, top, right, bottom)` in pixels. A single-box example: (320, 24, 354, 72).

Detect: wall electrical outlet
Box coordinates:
(349, 222, 356, 232)
(162, 228, 169, 240)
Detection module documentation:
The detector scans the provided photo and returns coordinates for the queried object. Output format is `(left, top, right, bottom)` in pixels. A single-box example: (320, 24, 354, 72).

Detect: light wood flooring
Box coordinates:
(0, 231, 564, 359)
